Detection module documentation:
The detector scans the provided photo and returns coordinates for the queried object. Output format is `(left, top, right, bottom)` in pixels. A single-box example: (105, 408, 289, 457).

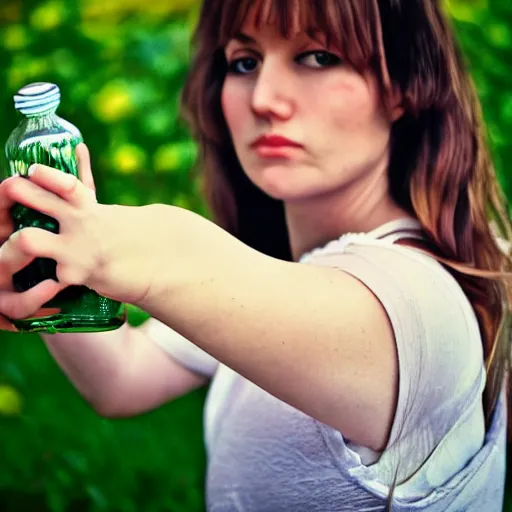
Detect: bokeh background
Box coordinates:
(0, 0, 511, 510)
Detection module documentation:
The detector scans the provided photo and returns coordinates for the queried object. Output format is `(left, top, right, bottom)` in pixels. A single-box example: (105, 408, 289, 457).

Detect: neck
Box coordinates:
(284, 164, 413, 261)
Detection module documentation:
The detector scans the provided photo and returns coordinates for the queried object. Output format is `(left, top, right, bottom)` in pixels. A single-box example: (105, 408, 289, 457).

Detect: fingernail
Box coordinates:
(28, 164, 37, 177)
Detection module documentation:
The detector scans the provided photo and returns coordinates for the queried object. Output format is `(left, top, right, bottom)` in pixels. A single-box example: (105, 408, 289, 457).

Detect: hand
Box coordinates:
(0, 144, 150, 326)
(0, 144, 98, 329)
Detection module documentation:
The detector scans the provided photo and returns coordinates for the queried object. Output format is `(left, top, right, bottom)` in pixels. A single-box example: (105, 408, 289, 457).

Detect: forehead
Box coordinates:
(240, 0, 307, 35)
(217, 0, 339, 45)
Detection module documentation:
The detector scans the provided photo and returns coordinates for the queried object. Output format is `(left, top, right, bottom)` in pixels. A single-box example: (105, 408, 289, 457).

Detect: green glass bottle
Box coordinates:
(4, 82, 126, 333)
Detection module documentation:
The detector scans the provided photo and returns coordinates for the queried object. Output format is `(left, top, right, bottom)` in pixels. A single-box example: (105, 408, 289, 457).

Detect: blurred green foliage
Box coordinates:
(0, 0, 205, 214)
(446, 0, 512, 205)
(0, 328, 208, 512)
(0, 0, 510, 511)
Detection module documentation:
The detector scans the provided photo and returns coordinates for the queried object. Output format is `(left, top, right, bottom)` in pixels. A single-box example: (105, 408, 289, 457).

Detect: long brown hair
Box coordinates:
(182, 0, 511, 438)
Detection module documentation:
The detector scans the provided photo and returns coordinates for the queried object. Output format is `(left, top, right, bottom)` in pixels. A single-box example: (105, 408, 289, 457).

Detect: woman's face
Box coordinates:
(221, 13, 402, 203)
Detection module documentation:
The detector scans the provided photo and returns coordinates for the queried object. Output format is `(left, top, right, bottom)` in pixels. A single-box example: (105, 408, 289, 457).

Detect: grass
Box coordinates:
(0, 306, 207, 512)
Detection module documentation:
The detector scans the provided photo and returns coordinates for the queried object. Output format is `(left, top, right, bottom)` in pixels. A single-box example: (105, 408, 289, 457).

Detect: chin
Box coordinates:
(251, 176, 304, 201)
(255, 181, 323, 202)
(246, 163, 318, 201)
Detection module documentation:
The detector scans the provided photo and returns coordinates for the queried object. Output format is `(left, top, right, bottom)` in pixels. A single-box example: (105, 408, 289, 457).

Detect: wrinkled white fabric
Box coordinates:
(143, 219, 506, 511)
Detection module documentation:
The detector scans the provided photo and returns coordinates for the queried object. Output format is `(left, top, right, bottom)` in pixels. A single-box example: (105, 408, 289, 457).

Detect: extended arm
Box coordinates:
(0, 169, 397, 450)
(135, 205, 398, 451)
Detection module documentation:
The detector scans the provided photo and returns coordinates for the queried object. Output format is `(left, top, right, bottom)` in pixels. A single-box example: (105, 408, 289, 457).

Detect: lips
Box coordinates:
(250, 135, 303, 149)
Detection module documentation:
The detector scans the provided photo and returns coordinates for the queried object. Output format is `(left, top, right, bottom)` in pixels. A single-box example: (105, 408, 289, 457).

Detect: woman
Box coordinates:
(0, 0, 510, 510)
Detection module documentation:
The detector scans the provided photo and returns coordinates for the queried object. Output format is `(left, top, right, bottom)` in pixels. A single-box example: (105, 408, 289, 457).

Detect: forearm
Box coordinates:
(42, 318, 209, 417)
(42, 323, 132, 410)
(135, 205, 293, 385)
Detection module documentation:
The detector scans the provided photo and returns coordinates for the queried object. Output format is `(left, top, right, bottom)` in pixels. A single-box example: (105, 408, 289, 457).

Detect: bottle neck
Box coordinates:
(24, 106, 58, 120)
(20, 111, 60, 132)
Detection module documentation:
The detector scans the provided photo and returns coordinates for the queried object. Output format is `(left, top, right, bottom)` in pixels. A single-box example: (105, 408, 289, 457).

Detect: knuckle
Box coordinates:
(56, 265, 83, 286)
(13, 229, 35, 254)
(68, 207, 82, 223)
(62, 173, 79, 194)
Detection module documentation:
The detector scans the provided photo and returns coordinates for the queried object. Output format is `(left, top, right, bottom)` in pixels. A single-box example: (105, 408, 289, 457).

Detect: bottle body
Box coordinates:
(5, 84, 126, 333)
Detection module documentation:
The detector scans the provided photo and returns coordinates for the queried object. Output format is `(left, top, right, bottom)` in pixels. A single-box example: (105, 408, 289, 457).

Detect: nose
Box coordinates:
(251, 58, 295, 120)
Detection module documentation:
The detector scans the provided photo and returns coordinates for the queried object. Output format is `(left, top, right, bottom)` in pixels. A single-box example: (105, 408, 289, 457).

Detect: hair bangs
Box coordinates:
(206, 0, 383, 74)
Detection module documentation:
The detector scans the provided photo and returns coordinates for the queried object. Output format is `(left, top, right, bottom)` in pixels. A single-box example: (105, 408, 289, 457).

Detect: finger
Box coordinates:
(0, 175, 19, 212)
(28, 163, 96, 206)
(0, 208, 14, 244)
(0, 314, 18, 332)
(0, 279, 64, 320)
(0, 229, 63, 289)
(75, 143, 96, 194)
(0, 177, 17, 244)
(27, 307, 62, 318)
(0, 175, 73, 222)
(0, 231, 37, 290)
(0, 307, 62, 333)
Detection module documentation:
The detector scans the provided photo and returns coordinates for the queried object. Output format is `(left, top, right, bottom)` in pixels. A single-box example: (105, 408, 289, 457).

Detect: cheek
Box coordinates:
(319, 74, 385, 133)
(221, 81, 248, 137)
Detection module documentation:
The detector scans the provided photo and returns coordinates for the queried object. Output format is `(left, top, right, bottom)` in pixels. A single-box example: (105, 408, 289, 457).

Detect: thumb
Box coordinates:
(75, 143, 96, 195)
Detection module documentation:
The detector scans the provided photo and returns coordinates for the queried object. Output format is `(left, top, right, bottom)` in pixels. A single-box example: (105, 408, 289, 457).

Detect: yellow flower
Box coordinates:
(91, 81, 134, 123)
(30, 0, 66, 31)
(112, 144, 147, 174)
(0, 385, 23, 416)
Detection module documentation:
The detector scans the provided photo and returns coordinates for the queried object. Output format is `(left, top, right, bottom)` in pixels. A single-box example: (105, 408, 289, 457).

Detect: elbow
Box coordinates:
(92, 403, 126, 419)
(87, 396, 133, 419)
